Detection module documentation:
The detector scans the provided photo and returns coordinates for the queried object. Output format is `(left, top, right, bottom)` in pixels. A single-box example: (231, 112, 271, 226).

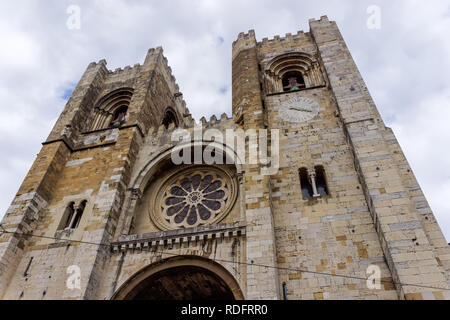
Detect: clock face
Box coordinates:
(279, 96, 320, 123)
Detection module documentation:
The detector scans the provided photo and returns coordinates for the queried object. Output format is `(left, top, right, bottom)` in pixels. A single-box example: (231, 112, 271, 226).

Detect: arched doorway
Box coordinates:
(123, 266, 234, 300)
(112, 256, 244, 300)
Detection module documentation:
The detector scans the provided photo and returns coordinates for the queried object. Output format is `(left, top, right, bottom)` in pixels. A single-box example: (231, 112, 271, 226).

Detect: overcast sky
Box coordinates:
(0, 0, 449, 241)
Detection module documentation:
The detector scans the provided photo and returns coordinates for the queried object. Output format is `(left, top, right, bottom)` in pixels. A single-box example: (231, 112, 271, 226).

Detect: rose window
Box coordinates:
(151, 167, 236, 230)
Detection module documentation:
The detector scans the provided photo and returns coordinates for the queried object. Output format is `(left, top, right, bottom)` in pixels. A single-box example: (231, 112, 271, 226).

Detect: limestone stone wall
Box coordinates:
(266, 87, 397, 299)
(309, 16, 450, 299)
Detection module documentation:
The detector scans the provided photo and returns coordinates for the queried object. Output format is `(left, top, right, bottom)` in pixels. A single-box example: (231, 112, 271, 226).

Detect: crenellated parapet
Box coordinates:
(258, 30, 310, 48)
(232, 30, 257, 61)
(308, 15, 331, 26)
(108, 64, 141, 75)
(144, 47, 181, 95)
(198, 113, 234, 128)
(148, 112, 235, 143)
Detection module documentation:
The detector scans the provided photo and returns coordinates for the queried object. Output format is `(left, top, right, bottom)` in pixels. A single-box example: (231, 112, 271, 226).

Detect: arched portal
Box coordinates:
(112, 256, 244, 300)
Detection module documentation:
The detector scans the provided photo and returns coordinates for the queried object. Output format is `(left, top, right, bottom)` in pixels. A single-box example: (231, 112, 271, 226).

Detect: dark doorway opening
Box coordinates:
(124, 266, 235, 300)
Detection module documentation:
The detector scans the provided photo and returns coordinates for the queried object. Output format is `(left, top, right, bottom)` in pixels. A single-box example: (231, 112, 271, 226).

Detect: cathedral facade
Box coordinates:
(1, 16, 449, 300)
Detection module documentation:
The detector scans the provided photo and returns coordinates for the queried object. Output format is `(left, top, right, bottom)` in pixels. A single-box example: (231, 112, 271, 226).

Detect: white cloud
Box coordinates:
(0, 0, 449, 242)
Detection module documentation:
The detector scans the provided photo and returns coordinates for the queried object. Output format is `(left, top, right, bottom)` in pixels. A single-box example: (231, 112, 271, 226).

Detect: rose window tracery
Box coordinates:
(150, 167, 237, 230)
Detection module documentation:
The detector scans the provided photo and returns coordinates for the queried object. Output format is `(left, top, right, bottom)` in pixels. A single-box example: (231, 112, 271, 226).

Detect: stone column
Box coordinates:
(309, 171, 320, 198)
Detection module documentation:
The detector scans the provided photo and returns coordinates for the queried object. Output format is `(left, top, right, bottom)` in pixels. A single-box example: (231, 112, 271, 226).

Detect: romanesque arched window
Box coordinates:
(314, 166, 329, 197)
(299, 166, 330, 200)
(90, 88, 134, 131)
(162, 107, 179, 129)
(70, 200, 87, 229)
(264, 52, 324, 94)
(58, 200, 87, 231)
(299, 168, 313, 199)
(58, 202, 75, 230)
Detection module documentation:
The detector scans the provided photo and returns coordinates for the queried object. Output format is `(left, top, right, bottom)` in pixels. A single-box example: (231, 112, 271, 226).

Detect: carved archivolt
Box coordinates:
(264, 52, 325, 93)
(149, 166, 238, 230)
(90, 88, 134, 131)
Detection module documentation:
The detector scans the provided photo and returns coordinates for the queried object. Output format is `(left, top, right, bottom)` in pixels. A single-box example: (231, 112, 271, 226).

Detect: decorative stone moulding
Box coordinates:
(149, 165, 238, 230)
(112, 222, 246, 253)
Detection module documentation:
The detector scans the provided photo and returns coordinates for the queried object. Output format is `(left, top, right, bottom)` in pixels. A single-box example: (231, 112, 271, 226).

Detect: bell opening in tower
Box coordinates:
(282, 71, 305, 92)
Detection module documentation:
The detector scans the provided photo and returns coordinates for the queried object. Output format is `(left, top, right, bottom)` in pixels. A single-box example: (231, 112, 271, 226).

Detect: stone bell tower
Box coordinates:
(231, 16, 450, 300)
(1, 16, 449, 300)
(0, 47, 195, 300)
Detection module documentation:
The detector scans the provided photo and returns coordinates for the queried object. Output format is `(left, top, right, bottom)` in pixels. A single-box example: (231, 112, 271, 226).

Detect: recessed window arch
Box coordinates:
(264, 52, 325, 94)
(90, 88, 134, 131)
(162, 107, 179, 129)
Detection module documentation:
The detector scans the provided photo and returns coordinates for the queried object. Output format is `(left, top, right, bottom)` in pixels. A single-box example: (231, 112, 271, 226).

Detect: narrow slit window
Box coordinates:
(299, 168, 313, 199)
(282, 282, 288, 300)
(24, 257, 33, 277)
(315, 166, 329, 196)
(59, 202, 75, 230)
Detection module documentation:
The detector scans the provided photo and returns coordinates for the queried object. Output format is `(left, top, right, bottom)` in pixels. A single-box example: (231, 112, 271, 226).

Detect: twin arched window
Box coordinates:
(299, 166, 329, 199)
(90, 89, 181, 131)
(58, 200, 87, 231)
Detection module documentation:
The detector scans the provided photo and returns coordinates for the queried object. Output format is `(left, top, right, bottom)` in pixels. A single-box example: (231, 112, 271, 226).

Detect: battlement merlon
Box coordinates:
(100, 46, 187, 106)
(232, 30, 257, 61)
(46, 46, 193, 145)
(308, 15, 331, 25)
(308, 15, 385, 125)
(143, 47, 180, 92)
(104, 46, 191, 122)
(233, 17, 332, 54)
(308, 15, 344, 46)
(257, 30, 309, 48)
(46, 59, 109, 143)
(143, 46, 193, 124)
